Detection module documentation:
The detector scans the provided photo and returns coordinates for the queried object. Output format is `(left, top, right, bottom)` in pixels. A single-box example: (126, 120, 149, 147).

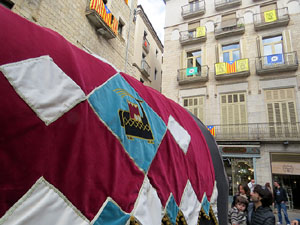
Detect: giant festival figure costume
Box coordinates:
(0, 5, 228, 225)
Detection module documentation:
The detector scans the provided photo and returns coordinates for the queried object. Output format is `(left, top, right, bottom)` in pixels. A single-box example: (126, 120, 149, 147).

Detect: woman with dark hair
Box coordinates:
(232, 184, 251, 208)
(250, 184, 275, 225)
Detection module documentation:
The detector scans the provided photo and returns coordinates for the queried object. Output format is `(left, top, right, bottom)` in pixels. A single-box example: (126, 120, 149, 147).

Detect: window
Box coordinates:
(154, 69, 157, 80)
(183, 96, 204, 121)
(188, 21, 200, 38)
(118, 19, 125, 36)
(222, 43, 240, 63)
(189, 0, 200, 12)
(0, 0, 14, 9)
(263, 35, 283, 56)
(156, 49, 158, 57)
(187, 50, 201, 70)
(265, 88, 298, 137)
(221, 93, 247, 134)
(221, 13, 237, 29)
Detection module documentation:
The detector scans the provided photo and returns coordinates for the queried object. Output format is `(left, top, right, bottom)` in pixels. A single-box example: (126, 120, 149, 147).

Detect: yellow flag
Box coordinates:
(215, 63, 226, 75)
(196, 26, 206, 37)
(236, 59, 249, 72)
(264, 10, 277, 23)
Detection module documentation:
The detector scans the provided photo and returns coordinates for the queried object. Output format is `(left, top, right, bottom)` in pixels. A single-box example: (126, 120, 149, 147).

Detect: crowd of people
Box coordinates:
(228, 180, 299, 225)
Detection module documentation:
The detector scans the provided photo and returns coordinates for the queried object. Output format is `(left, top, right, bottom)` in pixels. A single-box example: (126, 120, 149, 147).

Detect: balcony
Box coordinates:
(256, 52, 298, 75)
(212, 122, 300, 142)
(253, 8, 290, 31)
(214, 17, 245, 39)
(86, 0, 118, 39)
(214, 58, 250, 80)
(181, 1, 205, 19)
(141, 59, 151, 77)
(177, 65, 209, 85)
(179, 27, 207, 46)
(142, 38, 150, 54)
(215, 0, 241, 11)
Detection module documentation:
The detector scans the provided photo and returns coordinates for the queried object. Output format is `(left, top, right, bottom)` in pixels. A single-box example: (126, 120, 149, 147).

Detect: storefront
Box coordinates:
(271, 153, 300, 209)
(219, 144, 260, 200)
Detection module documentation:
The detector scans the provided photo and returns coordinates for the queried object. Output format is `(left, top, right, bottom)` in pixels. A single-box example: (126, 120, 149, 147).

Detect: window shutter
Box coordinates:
(181, 50, 187, 69)
(215, 45, 219, 63)
(267, 103, 275, 135)
(283, 30, 293, 64)
(188, 21, 200, 30)
(221, 13, 236, 28)
(260, 3, 277, 12)
(288, 102, 297, 123)
(256, 36, 263, 57)
(240, 39, 246, 59)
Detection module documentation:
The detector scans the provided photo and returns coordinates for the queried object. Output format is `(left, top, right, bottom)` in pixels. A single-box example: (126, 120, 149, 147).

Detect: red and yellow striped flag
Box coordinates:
(226, 61, 237, 73)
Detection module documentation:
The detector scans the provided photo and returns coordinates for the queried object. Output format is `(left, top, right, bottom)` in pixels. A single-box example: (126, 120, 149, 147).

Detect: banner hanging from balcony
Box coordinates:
(186, 67, 198, 76)
(196, 27, 206, 37)
(89, 0, 118, 35)
(215, 62, 226, 75)
(267, 54, 283, 64)
(236, 59, 249, 72)
(207, 126, 215, 137)
(264, 9, 277, 23)
(226, 61, 236, 73)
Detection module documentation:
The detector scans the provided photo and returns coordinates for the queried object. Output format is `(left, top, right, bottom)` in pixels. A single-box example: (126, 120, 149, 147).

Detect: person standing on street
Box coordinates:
(273, 181, 290, 225)
(250, 184, 275, 225)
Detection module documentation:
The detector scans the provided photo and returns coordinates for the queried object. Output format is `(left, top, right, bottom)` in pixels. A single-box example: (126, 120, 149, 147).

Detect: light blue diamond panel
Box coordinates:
(88, 74, 167, 172)
(166, 194, 179, 225)
(93, 201, 130, 225)
(202, 194, 210, 216)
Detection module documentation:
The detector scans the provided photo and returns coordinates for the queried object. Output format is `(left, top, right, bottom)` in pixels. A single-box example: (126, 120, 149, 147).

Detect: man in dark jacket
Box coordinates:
(250, 184, 275, 225)
(274, 181, 290, 225)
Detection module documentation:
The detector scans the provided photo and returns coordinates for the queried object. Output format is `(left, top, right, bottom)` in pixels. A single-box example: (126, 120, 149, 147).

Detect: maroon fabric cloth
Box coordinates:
(121, 73, 215, 205)
(0, 5, 215, 221)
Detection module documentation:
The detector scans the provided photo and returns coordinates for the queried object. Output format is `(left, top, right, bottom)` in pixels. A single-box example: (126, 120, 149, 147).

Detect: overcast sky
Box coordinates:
(137, 0, 166, 44)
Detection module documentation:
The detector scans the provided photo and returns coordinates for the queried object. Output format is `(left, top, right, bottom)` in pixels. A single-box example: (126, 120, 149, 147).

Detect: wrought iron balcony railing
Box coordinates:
(142, 38, 150, 54)
(212, 122, 300, 141)
(214, 17, 245, 39)
(177, 65, 209, 85)
(141, 59, 151, 77)
(253, 7, 289, 31)
(215, 0, 241, 11)
(181, 1, 205, 19)
(179, 27, 207, 45)
(256, 51, 298, 75)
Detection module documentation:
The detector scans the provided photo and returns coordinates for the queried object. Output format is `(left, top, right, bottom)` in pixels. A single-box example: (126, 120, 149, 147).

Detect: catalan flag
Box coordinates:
(207, 125, 215, 137)
(226, 61, 236, 73)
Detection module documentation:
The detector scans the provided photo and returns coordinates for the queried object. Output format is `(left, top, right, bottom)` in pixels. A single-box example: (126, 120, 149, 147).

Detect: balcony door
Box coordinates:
(265, 88, 298, 138)
(186, 50, 201, 76)
(263, 35, 284, 66)
(220, 92, 247, 137)
(183, 96, 204, 121)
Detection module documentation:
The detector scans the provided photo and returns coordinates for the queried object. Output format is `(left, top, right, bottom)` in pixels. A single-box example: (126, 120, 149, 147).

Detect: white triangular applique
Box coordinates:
(132, 177, 163, 225)
(179, 180, 201, 225)
(210, 181, 218, 223)
(167, 115, 191, 154)
(0, 55, 86, 125)
(0, 177, 89, 225)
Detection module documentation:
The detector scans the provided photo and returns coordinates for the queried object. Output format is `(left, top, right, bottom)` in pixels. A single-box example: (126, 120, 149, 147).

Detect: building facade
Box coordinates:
(1, 0, 138, 76)
(163, 0, 300, 209)
(132, 5, 163, 92)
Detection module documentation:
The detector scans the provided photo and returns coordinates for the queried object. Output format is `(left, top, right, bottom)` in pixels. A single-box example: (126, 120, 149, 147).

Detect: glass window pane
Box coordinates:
(240, 94, 245, 102)
(192, 50, 201, 57)
(194, 108, 198, 116)
(233, 94, 238, 102)
(263, 36, 282, 44)
(263, 45, 272, 56)
(189, 99, 193, 106)
(196, 57, 201, 67)
(194, 98, 198, 105)
(222, 95, 226, 103)
(228, 95, 233, 103)
(223, 52, 230, 63)
(274, 44, 283, 54)
(233, 50, 240, 61)
(222, 44, 239, 51)
(187, 58, 193, 67)
(184, 99, 188, 106)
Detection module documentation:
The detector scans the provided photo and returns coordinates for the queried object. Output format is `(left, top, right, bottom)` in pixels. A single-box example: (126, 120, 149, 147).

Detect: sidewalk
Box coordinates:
(275, 209, 300, 223)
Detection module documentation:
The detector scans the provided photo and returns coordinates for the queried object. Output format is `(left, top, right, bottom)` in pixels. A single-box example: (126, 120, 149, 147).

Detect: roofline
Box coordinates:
(136, 5, 164, 51)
